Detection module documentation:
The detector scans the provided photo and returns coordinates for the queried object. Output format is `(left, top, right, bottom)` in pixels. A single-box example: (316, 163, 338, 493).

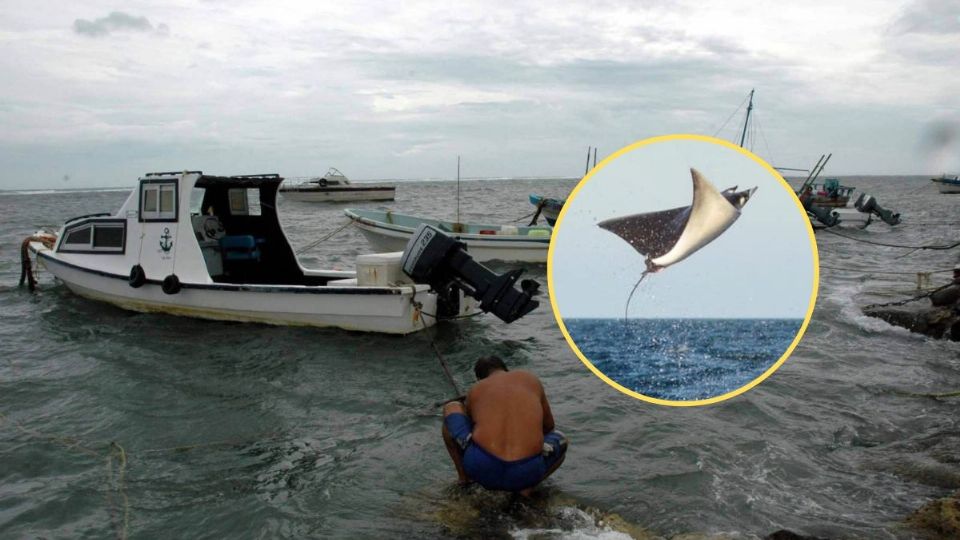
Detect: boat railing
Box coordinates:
(229, 174, 281, 179)
(808, 183, 855, 196)
(64, 212, 112, 224)
(145, 170, 203, 177)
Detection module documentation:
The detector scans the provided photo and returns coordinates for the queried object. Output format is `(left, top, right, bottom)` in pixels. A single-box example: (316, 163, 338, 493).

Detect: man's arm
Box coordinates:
(539, 380, 555, 434)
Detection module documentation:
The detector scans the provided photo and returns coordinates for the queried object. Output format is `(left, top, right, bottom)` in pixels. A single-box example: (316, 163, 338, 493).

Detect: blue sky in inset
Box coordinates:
(550, 138, 816, 319)
(0, 1, 959, 189)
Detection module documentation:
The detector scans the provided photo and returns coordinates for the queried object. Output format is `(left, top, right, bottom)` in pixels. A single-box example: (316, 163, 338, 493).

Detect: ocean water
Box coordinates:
(565, 318, 803, 401)
(1, 175, 959, 539)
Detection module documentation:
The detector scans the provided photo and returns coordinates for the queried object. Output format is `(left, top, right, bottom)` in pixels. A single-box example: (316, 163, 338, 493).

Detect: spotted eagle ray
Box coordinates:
(598, 168, 756, 318)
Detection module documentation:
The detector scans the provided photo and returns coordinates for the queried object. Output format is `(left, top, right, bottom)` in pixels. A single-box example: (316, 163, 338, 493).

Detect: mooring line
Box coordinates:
(295, 219, 354, 255)
(820, 228, 960, 251)
(894, 389, 960, 399)
(105, 442, 129, 540)
(1, 411, 288, 540)
(1, 412, 128, 539)
(410, 292, 464, 404)
(818, 264, 955, 276)
(862, 282, 955, 309)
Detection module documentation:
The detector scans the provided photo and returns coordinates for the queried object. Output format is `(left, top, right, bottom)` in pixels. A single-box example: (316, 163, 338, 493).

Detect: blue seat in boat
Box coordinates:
(219, 235, 261, 262)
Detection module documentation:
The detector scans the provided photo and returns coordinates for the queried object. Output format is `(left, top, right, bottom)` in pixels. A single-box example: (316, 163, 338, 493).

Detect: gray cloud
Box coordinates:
(885, 0, 959, 67)
(73, 12, 167, 38)
(889, 0, 960, 35)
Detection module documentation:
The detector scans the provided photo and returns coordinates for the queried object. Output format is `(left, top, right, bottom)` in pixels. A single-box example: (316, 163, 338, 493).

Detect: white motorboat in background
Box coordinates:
(344, 208, 552, 263)
(931, 174, 960, 194)
(279, 168, 396, 202)
(26, 171, 539, 334)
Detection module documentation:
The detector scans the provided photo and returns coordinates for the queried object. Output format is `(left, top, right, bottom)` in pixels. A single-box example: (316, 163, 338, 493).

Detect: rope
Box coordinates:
(105, 442, 129, 540)
(18, 234, 57, 291)
(895, 389, 960, 399)
(820, 227, 960, 250)
(0, 412, 128, 539)
(410, 292, 465, 403)
(19, 237, 36, 291)
(295, 219, 354, 255)
(138, 432, 280, 454)
(624, 271, 651, 321)
(0, 411, 287, 539)
(512, 211, 536, 223)
(712, 92, 750, 138)
(862, 282, 955, 309)
(818, 264, 955, 276)
(526, 199, 548, 226)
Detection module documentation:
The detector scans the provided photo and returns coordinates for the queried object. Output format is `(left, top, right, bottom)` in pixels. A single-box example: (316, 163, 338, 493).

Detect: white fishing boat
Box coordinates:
(725, 90, 900, 228)
(279, 168, 396, 202)
(344, 208, 552, 263)
(24, 171, 539, 334)
(931, 174, 960, 194)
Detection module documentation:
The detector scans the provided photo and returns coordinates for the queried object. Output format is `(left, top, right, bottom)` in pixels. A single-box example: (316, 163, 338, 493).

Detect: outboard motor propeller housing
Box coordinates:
(806, 204, 839, 227)
(400, 224, 540, 323)
(855, 193, 901, 226)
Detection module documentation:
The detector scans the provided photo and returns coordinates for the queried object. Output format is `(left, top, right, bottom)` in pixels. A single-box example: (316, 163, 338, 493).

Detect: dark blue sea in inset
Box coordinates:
(565, 318, 803, 401)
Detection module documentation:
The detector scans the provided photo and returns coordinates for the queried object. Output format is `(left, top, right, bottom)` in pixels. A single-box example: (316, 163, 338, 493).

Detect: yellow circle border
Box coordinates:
(547, 134, 820, 407)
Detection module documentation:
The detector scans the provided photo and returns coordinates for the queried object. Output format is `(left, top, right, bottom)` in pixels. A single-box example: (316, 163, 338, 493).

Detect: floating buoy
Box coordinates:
(161, 274, 181, 295)
(128, 265, 146, 288)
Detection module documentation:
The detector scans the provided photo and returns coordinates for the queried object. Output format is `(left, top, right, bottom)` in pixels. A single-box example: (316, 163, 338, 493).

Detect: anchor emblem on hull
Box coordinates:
(159, 227, 173, 252)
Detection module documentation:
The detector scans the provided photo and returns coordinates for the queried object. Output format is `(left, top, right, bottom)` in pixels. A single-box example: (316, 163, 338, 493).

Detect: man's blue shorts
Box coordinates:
(444, 412, 567, 492)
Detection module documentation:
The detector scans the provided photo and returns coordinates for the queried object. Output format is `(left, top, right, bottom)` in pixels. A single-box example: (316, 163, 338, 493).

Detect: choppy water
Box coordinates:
(1, 175, 959, 539)
(566, 319, 803, 401)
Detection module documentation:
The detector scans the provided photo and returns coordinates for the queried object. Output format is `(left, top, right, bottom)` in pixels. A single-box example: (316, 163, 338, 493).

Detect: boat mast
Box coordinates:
(738, 88, 755, 148)
(456, 155, 461, 225)
(584, 146, 592, 175)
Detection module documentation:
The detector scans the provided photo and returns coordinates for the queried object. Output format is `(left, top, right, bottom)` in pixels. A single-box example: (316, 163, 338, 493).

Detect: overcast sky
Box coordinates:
(1, 0, 958, 189)
(551, 138, 816, 319)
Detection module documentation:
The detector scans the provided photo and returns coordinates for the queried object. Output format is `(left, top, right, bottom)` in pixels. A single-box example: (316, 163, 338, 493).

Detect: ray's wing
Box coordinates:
(598, 205, 691, 258)
(650, 168, 740, 268)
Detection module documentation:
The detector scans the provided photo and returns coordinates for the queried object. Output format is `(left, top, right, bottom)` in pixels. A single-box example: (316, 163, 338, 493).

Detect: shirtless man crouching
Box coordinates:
(441, 356, 567, 495)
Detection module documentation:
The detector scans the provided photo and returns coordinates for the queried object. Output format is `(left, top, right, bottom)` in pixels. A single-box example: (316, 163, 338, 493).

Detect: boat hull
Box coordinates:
(280, 187, 396, 202)
(809, 208, 874, 229)
(34, 248, 436, 335)
(350, 220, 549, 263)
(808, 198, 849, 208)
(933, 182, 960, 194)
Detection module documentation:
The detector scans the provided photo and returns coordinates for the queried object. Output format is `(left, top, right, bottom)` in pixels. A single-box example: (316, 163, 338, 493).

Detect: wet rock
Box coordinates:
(764, 531, 828, 540)
(862, 305, 960, 341)
(931, 285, 960, 307)
(904, 492, 960, 538)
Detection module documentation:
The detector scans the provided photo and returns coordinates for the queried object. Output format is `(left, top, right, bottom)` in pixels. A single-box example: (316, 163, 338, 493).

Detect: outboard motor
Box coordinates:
(806, 204, 840, 228)
(401, 224, 540, 323)
(855, 193, 901, 226)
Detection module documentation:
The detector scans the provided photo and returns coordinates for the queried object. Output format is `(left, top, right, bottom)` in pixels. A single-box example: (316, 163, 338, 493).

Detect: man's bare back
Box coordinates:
(468, 370, 554, 461)
(442, 356, 567, 493)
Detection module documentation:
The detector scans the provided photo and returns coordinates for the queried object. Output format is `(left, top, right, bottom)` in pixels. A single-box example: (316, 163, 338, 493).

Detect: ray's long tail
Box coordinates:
(624, 271, 650, 322)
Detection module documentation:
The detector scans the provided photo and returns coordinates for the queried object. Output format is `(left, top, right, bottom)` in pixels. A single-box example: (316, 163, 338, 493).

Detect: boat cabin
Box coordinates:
(55, 171, 335, 286)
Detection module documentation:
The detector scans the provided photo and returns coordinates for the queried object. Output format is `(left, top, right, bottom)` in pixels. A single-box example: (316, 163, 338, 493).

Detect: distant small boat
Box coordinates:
(280, 168, 396, 202)
(931, 174, 960, 194)
(804, 178, 854, 207)
(528, 195, 565, 226)
(345, 208, 552, 263)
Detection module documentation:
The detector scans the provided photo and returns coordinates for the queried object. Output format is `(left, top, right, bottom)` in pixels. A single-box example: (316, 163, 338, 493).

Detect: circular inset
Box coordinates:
(548, 134, 818, 406)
